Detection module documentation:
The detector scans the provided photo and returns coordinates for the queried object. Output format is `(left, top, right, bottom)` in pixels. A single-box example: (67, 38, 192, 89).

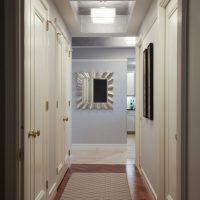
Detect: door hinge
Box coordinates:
(46, 180, 49, 190)
(68, 101, 71, 107)
(68, 150, 71, 156)
(56, 101, 59, 108)
(17, 148, 23, 162)
(68, 51, 71, 57)
(46, 20, 49, 31)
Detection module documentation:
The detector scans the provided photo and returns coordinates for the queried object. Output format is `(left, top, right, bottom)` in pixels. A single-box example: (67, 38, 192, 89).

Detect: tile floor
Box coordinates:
(71, 134, 135, 165)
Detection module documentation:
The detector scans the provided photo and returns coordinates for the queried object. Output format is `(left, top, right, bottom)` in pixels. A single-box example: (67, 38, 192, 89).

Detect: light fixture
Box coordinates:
(91, 8, 116, 24)
(125, 37, 137, 45)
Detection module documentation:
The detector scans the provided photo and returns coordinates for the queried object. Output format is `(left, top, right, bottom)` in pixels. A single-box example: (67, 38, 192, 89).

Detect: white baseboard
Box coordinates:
(166, 194, 173, 200)
(71, 144, 127, 152)
(48, 182, 57, 200)
(140, 168, 157, 200)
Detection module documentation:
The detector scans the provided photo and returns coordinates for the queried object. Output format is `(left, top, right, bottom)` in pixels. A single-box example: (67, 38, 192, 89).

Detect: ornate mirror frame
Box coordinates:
(76, 72, 114, 109)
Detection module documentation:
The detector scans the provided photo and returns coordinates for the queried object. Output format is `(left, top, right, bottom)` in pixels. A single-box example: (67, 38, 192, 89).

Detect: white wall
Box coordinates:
(72, 48, 135, 59)
(137, 0, 159, 198)
(72, 60, 127, 144)
(72, 48, 134, 144)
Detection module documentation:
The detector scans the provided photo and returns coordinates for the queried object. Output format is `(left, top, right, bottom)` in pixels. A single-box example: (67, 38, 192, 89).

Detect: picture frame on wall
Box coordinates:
(147, 43, 154, 120)
(143, 49, 148, 118)
(143, 43, 154, 120)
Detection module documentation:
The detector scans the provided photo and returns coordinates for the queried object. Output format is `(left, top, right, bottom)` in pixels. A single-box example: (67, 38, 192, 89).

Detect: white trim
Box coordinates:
(57, 163, 63, 175)
(141, 168, 157, 200)
(157, 4, 166, 200)
(48, 182, 57, 197)
(72, 59, 127, 62)
(166, 194, 174, 200)
(135, 45, 141, 169)
(24, 0, 31, 199)
(72, 144, 127, 152)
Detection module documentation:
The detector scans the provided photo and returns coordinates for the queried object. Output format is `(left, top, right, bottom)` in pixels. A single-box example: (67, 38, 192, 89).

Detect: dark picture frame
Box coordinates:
(143, 49, 148, 118)
(143, 43, 154, 120)
(147, 43, 154, 120)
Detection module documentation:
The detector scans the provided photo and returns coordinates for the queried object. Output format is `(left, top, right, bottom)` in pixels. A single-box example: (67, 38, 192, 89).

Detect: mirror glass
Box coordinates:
(93, 79, 107, 103)
(76, 72, 114, 109)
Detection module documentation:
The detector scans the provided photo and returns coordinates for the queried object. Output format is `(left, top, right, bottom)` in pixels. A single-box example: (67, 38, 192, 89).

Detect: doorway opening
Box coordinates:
(126, 58, 136, 164)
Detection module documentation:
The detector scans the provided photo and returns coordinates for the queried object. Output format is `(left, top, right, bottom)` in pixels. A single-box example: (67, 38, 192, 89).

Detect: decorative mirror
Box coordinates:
(76, 72, 114, 109)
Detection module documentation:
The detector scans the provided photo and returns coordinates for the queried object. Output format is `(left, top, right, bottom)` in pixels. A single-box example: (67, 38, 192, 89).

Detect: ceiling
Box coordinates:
(53, 0, 153, 37)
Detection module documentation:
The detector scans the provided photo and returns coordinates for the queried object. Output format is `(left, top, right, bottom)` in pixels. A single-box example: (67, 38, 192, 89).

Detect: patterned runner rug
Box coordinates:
(60, 173, 132, 200)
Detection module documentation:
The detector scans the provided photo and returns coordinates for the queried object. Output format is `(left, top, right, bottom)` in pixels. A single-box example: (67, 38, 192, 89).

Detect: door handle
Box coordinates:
(35, 130, 40, 137)
(63, 117, 69, 122)
(28, 129, 40, 138)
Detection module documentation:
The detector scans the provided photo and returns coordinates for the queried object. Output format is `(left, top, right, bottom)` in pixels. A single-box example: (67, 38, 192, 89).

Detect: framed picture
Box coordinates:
(147, 43, 154, 120)
(143, 49, 148, 118)
(143, 43, 154, 120)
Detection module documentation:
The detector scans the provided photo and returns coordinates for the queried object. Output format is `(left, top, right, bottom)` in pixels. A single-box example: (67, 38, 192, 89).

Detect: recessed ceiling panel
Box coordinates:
(53, 0, 153, 36)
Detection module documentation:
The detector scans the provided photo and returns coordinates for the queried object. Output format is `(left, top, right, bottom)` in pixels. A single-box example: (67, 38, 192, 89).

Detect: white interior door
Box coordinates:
(30, 1, 48, 200)
(56, 35, 64, 175)
(56, 35, 70, 177)
(62, 45, 70, 167)
(165, 0, 178, 199)
(47, 22, 57, 199)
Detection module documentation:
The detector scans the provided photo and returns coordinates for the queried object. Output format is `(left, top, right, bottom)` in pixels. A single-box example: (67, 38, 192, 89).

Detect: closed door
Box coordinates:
(165, 0, 178, 199)
(56, 35, 70, 175)
(30, 1, 48, 200)
(62, 46, 70, 166)
(47, 22, 57, 199)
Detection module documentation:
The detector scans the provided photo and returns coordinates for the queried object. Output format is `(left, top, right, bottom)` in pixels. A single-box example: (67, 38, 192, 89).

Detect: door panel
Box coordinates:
(56, 36, 64, 174)
(30, 1, 48, 200)
(62, 46, 70, 166)
(165, 1, 178, 199)
(47, 23, 57, 198)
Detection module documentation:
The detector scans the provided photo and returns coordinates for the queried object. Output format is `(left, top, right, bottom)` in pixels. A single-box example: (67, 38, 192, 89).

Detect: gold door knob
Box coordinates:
(28, 130, 37, 138)
(28, 129, 40, 138)
(35, 130, 40, 137)
(63, 117, 69, 122)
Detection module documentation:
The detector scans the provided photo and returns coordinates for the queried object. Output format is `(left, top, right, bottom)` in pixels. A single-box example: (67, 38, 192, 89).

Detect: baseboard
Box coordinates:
(166, 194, 173, 200)
(71, 144, 127, 152)
(48, 182, 57, 200)
(140, 167, 157, 200)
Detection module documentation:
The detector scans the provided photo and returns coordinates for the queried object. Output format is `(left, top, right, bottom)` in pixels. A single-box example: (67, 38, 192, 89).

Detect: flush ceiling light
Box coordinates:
(125, 37, 137, 45)
(91, 8, 116, 24)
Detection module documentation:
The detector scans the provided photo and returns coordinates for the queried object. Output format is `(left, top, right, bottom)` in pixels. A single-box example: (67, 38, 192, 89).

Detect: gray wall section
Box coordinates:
(72, 60, 127, 144)
(187, 0, 200, 199)
(72, 47, 135, 59)
(72, 48, 135, 144)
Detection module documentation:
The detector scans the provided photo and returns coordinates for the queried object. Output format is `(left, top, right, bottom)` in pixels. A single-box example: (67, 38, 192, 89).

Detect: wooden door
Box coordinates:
(30, 1, 48, 200)
(165, 0, 178, 199)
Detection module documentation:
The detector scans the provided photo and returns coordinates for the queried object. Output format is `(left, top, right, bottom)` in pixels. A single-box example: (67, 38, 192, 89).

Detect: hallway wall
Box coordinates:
(137, 0, 159, 198)
(72, 48, 135, 59)
(72, 48, 134, 144)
